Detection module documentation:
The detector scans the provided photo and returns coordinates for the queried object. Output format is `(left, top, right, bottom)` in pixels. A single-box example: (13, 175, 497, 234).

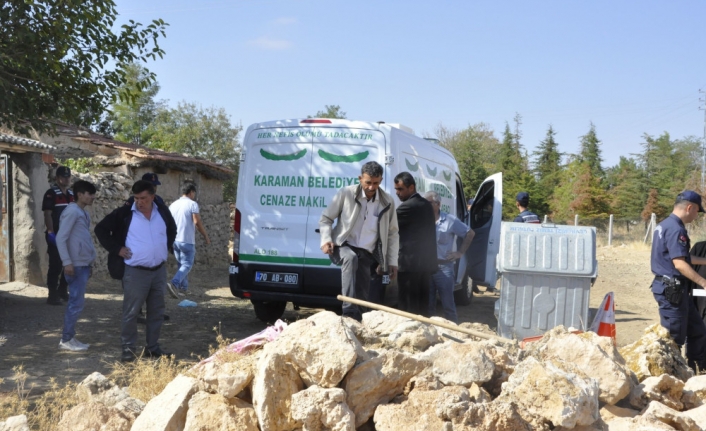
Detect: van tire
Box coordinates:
(454, 276, 474, 306)
(252, 300, 287, 323)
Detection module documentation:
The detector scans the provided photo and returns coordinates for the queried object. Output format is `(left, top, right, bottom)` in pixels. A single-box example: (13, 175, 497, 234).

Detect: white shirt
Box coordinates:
(125, 202, 168, 267)
(346, 188, 380, 253)
(170, 196, 200, 244)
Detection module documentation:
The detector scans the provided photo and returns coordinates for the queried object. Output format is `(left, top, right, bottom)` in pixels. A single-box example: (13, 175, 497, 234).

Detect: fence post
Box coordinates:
(608, 214, 614, 246)
(543, 215, 548, 223)
(644, 213, 656, 243)
(651, 213, 656, 243)
(574, 215, 579, 226)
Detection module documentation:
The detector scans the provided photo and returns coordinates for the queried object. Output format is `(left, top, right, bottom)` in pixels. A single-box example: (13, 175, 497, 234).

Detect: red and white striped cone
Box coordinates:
(590, 292, 616, 344)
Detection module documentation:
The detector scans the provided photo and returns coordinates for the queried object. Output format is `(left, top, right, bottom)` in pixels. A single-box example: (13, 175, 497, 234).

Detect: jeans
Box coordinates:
(172, 241, 195, 291)
(430, 263, 458, 323)
(122, 265, 166, 351)
(62, 266, 91, 342)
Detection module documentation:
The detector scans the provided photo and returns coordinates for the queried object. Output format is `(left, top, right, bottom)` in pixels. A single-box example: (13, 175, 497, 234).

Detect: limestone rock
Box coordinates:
(526, 327, 634, 405)
(478, 340, 521, 397)
(76, 372, 129, 407)
(404, 370, 444, 395)
(442, 400, 535, 431)
(599, 404, 639, 422)
(252, 352, 304, 431)
(629, 374, 684, 411)
(361, 311, 412, 337)
(130, 374, 199, 431)
(266, 311, 359, 388)
(429, 342, 495, 387)
(374, 386, 470, 431)
(619, 324, 693, 383)
(0, 415, 29, 431)
(342, 349, 428, 428)
(682, 375, 706, 410)
(642, 401, 700, 431)
(388, 320, 442, 352)
(290, 385, 355, 431)
(196, 359, 254, 399)
(603, 415, 677, 430)
(498, 356, 600, 429)
(183, 391, 258, 431)
(682, 404, 706, 429)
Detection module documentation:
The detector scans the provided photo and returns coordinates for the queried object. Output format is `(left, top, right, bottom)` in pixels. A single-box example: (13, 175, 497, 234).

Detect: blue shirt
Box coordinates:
(651, 213, 690, 279)
(435, 211, 470, 262)
(513, 210, 540, 223)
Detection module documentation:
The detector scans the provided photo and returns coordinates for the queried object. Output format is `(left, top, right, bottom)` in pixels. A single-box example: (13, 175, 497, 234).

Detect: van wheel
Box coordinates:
(251, 300, 287, 323)
(454, 276, 474, 306)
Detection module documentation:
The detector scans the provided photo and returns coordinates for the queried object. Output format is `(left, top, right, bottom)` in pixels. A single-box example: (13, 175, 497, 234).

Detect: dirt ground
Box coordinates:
(0, 244, 657, 395)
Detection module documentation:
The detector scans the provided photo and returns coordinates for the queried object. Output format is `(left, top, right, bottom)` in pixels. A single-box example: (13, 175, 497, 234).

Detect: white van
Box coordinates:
(229, 118, 502, 322)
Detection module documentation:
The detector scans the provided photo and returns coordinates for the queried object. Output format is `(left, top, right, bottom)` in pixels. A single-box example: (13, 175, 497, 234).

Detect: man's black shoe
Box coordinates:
(59, 292, 69, 302)
(163, 314, 170, 321)
(144, 347, 172, 359)
(47, 298, 63, 306)
(137, 316, 147, 324)
(121, 348, 138, 362)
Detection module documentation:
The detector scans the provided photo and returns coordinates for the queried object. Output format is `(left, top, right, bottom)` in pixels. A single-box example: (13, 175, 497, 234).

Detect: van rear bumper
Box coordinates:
(229, 283, 342, 308)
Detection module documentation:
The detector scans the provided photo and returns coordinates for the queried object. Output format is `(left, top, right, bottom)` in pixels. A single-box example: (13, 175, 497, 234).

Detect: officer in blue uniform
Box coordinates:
(513, 192, 540, 223)
(651, 190, 706, 371)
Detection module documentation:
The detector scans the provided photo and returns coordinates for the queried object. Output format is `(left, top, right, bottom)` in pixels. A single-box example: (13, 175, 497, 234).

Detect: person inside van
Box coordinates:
(319, 161, 399, 322)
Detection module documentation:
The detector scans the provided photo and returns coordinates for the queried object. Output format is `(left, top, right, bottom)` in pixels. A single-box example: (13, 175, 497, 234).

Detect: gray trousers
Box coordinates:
(332, 245, 375, 321)
(121, 265, 166, 351)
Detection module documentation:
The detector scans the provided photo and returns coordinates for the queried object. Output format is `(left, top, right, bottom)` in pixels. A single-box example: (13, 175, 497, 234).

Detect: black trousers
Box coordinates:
(46, 233, 68, 300)
(397, 271, 432, 317)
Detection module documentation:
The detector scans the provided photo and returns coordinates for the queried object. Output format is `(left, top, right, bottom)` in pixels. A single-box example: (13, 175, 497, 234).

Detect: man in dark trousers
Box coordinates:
(95, 180, 177, 362)
(42, 166, 74, 305)
(393, 172, 437, 316)
(650, 190, 706, 372)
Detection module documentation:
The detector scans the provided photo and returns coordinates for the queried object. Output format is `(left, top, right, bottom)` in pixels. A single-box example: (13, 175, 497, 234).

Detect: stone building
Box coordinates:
(0, 123, 234, 284)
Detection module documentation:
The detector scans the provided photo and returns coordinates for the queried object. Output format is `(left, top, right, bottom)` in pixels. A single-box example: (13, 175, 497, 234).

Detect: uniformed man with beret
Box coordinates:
(651, 190, 706, 371)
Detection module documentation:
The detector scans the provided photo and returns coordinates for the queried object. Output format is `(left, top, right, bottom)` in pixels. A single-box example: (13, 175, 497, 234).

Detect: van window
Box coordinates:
(455, 178, 466, 221)
(471, 181, 495, 228)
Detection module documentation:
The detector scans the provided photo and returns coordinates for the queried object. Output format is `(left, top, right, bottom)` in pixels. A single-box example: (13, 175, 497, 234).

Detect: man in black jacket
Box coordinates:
(95, 180, 177, 362)
(393, 172, 438, 316)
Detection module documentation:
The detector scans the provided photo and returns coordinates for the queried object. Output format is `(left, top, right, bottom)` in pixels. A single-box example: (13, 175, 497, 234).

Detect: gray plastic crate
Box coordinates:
(495, 222, 597, 340)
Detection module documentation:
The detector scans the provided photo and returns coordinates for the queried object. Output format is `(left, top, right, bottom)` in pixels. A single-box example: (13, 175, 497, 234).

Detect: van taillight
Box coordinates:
(300, 119, 332, 124)
(232, 209, 241, 263)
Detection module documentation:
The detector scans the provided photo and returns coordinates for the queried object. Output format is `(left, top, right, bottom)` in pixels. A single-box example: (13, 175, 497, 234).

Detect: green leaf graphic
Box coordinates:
(260, 148, 307, 161)
(426, 165, 438, 177)
(318, 149, 369, 163)
(405, 158, 419, 172)
(443, 171, 451, 181)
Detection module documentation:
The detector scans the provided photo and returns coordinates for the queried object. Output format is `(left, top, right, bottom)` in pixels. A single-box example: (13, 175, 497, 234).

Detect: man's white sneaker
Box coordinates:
(59, 338, 88, 351)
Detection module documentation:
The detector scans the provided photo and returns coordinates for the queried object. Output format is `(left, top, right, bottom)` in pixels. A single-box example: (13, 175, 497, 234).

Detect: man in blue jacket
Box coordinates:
(95, 180, 177, 362)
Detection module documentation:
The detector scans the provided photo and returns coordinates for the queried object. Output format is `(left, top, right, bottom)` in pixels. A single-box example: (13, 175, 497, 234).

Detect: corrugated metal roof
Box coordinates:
(0, 133, 56, 152)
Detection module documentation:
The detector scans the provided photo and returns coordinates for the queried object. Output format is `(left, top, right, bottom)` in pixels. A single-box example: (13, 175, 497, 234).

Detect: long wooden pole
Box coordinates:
(337, 295, 514, 345)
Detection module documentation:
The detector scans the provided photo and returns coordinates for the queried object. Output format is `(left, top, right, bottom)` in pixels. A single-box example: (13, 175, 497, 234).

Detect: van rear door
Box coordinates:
(239, 129, 314, 292)
(304, 128, 385, 295)
(466, 172, 503, 287)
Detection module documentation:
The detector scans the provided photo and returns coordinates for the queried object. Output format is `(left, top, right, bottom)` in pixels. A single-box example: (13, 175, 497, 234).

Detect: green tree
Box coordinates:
(552, 160, 611, 222)
(148, 102, 242, 200)
(532, 125, 563, 216)
(108, 63, 164, 145)
(605, 156, 646, 218)
(578, 123, 604, 179)
(0, 0, 168, 134)
(498, 122, 537, 219)
(436, 122, 500, 198)
(309, 105, 347, 119)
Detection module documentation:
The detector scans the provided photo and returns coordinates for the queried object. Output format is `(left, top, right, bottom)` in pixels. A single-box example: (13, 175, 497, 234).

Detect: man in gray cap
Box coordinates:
(42, 166, 74, 305)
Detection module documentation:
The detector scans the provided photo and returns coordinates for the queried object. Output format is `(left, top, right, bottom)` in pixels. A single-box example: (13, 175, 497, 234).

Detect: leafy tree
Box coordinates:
(641, 188, 668, 222)
(148, 102, 242, 200)
(552, 160, 611, 222)
(498, 123, 537, 219)
(108, 63, 164, 145)
(578, 123, 604, 179)
(435, 122, 500, 198)
(309, 105, 346, 119)
(638, 133, 684, 211)
(605, 156, 647, 218)
(532, 125, 563, 216)
(0, 0, 168, 135)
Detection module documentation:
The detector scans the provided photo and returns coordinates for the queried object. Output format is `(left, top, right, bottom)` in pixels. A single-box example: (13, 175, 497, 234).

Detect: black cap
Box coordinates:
(142, 172, 161, 186)
(677, 190, 705, 213)
(56, 166, 71, 177)
(516, 191, 530, 206)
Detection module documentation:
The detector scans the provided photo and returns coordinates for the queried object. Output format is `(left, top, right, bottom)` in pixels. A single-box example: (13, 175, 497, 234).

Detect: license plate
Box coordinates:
(255, 271, 298, 285)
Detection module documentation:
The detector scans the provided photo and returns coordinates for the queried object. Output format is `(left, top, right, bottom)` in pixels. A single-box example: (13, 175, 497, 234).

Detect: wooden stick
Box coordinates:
(337, 295, 514, 345)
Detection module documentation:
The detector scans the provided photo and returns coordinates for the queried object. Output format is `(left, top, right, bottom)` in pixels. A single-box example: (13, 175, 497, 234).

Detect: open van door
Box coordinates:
(465, 172, 502, 287)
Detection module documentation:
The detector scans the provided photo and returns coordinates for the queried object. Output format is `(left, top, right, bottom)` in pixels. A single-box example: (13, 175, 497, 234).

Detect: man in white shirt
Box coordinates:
(169, 182, 210, 295)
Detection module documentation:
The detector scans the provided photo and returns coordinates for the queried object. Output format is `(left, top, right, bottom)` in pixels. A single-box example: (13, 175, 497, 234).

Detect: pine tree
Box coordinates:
(532, 125, 562, 216)
(108, 63, 164, 145)
(498, 122, 537, 219)
(578, 123, 604, 179)
(605, 156, 647, 219)
(552, 160, 611, 222)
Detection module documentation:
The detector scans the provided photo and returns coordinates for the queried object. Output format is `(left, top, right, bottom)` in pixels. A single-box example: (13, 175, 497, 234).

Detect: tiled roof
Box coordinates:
(0, 133, 55, 152)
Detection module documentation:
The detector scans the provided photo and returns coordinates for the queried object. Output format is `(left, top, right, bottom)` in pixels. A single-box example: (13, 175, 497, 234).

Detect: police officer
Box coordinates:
(42, 166, 74, 305)
(513, 192, 540, 223)
(651, 190, 706, 371)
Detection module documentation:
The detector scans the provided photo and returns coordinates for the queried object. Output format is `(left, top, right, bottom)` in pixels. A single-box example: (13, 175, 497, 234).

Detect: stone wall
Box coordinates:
(73, 172, 231, 279)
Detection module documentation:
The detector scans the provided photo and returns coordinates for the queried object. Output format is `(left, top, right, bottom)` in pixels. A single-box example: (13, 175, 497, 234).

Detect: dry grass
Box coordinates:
(108, 355, 189, 403)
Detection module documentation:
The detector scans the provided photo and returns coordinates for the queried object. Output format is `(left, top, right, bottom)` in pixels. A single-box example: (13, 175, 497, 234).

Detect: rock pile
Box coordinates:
(9, 315, 706, 430)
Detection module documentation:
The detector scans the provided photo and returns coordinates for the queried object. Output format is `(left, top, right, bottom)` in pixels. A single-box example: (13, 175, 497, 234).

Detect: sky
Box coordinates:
(114, 0, 706, 167)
